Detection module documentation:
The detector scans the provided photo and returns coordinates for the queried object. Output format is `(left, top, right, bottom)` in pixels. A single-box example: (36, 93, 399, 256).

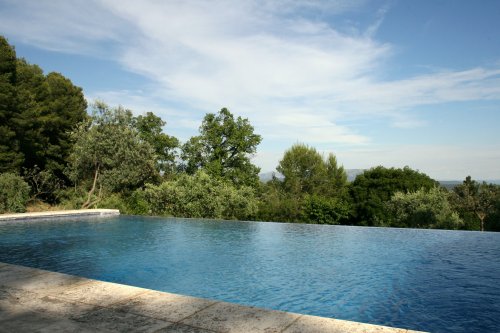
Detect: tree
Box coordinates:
(133, 112, 179, 175)
(181, 108, 262, 187)
(1, 47, 87, 179)
(349, 166, 438, 226)
(258, 144, 349, 223)
(277, 144, 326, 195)
(452, 176, 499, 231)
(67, 102, 158, 208)
(0, 36, 23, 172)
(277, 144, 347, 196)
(386, 187, 463, 229)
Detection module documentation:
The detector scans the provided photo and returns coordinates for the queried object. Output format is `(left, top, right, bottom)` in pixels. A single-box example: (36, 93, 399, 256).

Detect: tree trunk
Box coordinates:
(82, 165, 99, 209)
(477, 211, 486, 232)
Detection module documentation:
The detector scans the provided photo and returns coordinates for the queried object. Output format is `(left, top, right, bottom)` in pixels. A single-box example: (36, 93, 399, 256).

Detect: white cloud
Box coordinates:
(2, 0, 500, 176)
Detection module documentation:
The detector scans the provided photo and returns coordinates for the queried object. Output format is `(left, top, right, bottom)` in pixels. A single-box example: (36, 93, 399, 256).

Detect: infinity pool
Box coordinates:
(1, 215, 499, 332)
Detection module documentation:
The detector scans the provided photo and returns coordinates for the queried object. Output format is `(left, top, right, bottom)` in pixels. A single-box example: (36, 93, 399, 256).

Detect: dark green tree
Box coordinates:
(16, 61, 87, 178)
(0, 36, 87, 179)
(0, 36, 23, 172)
(349, 166, 438, 226)
(181, 108, 262, 187)
(133, 112, 179, 175)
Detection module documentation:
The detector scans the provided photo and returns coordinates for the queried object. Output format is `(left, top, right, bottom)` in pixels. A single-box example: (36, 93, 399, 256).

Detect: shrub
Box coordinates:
(386, 186, 464, 229)
(144, 171, 258, 220)
(0, 173, 31, 213)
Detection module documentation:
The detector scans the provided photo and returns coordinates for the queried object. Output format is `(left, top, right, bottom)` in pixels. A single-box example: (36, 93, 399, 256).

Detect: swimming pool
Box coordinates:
(1, 215, 499, 332)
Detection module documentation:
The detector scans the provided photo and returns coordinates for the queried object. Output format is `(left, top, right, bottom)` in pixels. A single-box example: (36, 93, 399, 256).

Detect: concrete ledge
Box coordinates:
(0, 262, 427, 333)
(0, 209, 120, 222)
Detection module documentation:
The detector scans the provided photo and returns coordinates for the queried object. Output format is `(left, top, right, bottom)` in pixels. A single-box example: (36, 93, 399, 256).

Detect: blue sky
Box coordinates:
(1, 0, 499, 180)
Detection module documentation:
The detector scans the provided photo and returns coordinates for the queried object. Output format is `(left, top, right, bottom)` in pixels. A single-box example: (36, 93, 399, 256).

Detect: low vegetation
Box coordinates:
(1, 35, 499, 230)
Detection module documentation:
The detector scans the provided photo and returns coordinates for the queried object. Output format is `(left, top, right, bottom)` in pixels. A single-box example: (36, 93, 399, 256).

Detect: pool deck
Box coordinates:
(0, 210, 426, 333)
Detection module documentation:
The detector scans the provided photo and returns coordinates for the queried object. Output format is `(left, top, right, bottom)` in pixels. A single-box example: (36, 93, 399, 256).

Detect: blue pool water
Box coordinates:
(1, 216, 499, 332)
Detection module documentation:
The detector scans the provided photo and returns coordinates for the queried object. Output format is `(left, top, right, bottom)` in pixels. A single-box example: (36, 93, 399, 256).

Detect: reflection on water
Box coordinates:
(1, 216, 499, 333)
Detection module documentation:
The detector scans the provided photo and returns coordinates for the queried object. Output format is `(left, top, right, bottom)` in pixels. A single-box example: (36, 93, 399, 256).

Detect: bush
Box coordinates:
(0, 173, 31, 213)
(144, 171, 258, 220)
(302, 195, 351, 225)
(386, 186, 464, 229)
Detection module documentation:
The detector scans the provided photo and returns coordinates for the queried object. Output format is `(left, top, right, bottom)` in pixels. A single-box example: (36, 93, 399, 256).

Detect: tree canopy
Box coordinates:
(349, 166, 438, 226)
(133, 112, 179, 175)
(277, 143, 347, 196)
(181, 108, 262, 187)
(0, 36, 23, 172)
(452, 176, 499, 231)
(0, 36, 87, 177)
(67, 102, 158, 207)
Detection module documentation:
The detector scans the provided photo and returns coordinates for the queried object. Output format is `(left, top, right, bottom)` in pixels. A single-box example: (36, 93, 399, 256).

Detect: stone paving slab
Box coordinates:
(0, 267, 90, 295)
(0, 209, 120, 222)
(0, 262, 427, 333)
(0, 262, 48, 284)
(56, 279, 149, 307)
(111, 290, 217, 322)
(179, 302, 301, 333)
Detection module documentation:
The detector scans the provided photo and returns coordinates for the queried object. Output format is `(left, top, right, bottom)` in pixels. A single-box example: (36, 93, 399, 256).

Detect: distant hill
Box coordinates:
(346, 169, 365, 182)
(259, 171, 500, 187)
(259, 169, 365, 183)
(439, 179, 500, 190)
(438, 181, 462, 190)
(259, 171, 283, 182)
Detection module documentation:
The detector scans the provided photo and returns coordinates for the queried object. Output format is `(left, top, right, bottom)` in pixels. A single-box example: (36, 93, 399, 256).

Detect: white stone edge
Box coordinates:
(0, 209, 120, 222)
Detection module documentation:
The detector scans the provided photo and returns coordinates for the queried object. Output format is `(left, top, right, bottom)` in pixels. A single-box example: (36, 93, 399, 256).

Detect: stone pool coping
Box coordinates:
(0, 262, 426, 333)
(0, 209, 120, 222)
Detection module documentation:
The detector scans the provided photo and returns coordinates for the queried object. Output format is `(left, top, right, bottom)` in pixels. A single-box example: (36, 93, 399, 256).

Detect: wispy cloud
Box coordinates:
(1, 0, 499, 146)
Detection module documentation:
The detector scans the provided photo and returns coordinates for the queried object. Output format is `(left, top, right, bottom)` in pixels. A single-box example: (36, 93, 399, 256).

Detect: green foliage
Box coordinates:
(277, 144, 347, 196)
(133, 112, 179, 175)
(452, 176, 500, 231)
(67, 102, 159, 207)
(23, 165, 64, 204)
(0, 36, 86, 177)
(258, 145, 348, 224)
(0, 173, 30, 213)
(143, 171, 258, 220)
(349, 166, 438, 226)
(15, 58, 87, 178)
(302, 195, 350, 225)
(0, 36, 23, 172)
(181, 108, 262, 187)
(386, 187, 463, 229)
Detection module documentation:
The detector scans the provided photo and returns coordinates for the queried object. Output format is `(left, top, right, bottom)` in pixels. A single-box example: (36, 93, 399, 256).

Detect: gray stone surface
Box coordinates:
(0, 269, 89, 294)
(179, 302, 301, 333)
(0, 263, 48, 285)
(0, 262, 428, 333)
(71, 307, 171, 332)
(56, 279, 149, 306)
(111, 289, 217, 322)
(156, 323, 215, 333)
